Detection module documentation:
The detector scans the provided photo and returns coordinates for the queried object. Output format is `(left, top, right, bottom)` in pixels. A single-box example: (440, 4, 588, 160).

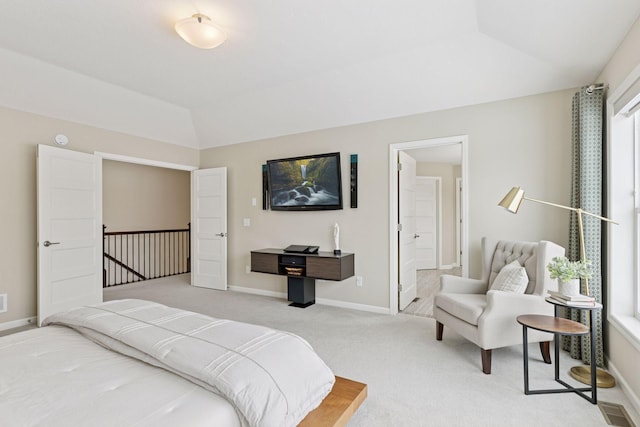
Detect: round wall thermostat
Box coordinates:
(54, 134, 69, 145)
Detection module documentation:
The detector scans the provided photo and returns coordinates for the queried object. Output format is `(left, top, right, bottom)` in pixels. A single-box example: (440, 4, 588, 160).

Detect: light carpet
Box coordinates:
(104, 274, 639, 427)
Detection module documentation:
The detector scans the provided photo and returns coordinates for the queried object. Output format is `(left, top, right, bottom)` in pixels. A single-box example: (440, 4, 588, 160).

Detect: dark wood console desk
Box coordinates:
(251, 248, 355, 308)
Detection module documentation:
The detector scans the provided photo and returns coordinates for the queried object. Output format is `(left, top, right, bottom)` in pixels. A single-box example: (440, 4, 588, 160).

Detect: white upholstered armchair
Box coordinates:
(434, 237, 565, 374)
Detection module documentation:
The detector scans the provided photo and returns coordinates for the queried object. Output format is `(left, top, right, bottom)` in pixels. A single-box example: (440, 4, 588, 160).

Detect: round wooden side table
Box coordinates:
(516, 313, 597, 404)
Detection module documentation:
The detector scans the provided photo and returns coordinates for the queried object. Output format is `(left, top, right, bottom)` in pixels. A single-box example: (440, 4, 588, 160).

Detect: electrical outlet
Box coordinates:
(356, 276, 363, 287)
(245, 265, 251, 274)
(243, 218, 251, 227)
(0, 294, 7, 313)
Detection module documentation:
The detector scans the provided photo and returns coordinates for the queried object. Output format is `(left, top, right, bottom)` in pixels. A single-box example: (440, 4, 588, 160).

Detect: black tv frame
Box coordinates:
(267, 152, 343, 211)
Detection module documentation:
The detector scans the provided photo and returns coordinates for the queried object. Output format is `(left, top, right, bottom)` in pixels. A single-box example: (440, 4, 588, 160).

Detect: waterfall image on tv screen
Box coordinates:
(267, 152, 343, 210)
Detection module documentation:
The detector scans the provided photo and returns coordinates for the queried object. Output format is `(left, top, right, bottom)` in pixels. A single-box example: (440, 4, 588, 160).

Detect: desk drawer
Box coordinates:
(307, 254, 354, 281)
(251, 252, 279, 274)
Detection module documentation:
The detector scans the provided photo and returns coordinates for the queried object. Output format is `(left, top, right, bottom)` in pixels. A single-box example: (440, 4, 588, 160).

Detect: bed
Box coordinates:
(0, 299, 366, 427)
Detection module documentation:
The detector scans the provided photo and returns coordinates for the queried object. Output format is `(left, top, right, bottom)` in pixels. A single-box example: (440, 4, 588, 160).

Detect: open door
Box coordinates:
(191, 168, 227, 290)
(398, 151, 417, 310)
(37, 145, 103, 325)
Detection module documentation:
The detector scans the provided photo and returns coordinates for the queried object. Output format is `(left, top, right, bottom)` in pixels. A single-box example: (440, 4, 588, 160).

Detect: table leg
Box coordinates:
(553, 303, 560, 381)
(590, 309, 597, 404)
(522, 325, 529, 394)
(554, 329, 560, 381)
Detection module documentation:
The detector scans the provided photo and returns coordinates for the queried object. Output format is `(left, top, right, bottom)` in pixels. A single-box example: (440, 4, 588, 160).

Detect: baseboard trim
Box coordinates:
(228, 285, 390, 315)
(607, 358, 640, 418)
(228, 285, 286, 299)
(0, 316, 37, 332)
(315, 297, 390, 314)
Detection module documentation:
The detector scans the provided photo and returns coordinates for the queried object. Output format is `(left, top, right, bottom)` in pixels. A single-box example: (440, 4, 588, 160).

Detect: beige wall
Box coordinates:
(415, 162, 460, 267)
(597, 16, 640, 413)
(0, 107, 199, 324)
(0, 89, 576, 318)
(103, 160, 190, 232)
(200, 89, 574, 310)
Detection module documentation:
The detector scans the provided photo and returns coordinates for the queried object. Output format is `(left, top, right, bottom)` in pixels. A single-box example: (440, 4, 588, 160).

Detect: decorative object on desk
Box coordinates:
(498, 184, 618, 388)
(546, 256, 592, 296)
(333, 222, 341, 255)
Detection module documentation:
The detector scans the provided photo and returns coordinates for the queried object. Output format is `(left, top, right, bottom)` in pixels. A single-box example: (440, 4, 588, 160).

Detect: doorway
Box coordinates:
(96, 153, 228, 291)
(102, 159, 192, 287)
(388, 136, 469, 315)
(36, 147, 230, 323)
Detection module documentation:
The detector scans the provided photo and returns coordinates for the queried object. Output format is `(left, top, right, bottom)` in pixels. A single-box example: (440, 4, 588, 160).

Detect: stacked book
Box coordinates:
(547, 290, 596, 307)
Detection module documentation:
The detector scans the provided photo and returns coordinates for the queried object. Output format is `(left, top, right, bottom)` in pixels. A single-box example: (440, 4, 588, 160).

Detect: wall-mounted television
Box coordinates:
(267, 152, 343, 211)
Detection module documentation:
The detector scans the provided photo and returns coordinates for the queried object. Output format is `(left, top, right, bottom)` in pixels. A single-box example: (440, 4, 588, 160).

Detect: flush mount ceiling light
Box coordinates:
(174, 13, 226, 49)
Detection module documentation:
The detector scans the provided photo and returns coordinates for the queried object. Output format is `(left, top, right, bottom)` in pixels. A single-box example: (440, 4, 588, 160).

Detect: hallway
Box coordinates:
(402, 267, 462, 317)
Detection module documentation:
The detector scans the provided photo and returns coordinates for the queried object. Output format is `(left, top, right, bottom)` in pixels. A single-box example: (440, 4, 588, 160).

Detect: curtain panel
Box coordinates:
(563, 85, 606, 368)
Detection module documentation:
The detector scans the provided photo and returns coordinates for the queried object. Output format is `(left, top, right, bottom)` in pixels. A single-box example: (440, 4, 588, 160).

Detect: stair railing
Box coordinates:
(103, 224, 191, 287)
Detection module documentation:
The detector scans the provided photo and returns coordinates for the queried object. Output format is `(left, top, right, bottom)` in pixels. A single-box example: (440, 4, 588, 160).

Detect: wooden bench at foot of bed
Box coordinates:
(299, 376, 367, 427)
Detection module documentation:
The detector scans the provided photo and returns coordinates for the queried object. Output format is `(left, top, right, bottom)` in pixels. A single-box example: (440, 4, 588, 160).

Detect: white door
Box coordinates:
(415, 177, 438, 269)
(398, 151, 417, 311)
(37, 145, 102, 325)
(191, 168, 227, 290)
(456, 177, 463, 267)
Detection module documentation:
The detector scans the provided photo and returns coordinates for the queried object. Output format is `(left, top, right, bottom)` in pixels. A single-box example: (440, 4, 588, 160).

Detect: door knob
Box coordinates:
(215, 232, 227, 237)
(414, 234, 420, 239)
(43, 240, 60, 247)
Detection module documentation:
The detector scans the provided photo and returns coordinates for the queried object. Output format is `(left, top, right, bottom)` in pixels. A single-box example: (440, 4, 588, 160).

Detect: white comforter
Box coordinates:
(0, 325, 241, 427)
(43, 299, 335, 427)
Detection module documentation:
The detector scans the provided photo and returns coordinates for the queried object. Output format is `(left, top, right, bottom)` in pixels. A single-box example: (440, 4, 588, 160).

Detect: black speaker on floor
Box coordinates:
(262, 164, 269, 210)
(350, 154, 358, 208)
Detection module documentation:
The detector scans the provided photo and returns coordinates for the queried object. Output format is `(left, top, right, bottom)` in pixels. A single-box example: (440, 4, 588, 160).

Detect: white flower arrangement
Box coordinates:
(546, 256, 592, 282)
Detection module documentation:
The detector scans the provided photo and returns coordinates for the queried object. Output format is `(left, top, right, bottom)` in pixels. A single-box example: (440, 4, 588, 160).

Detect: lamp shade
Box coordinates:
(498, 187, 525, 213)
(175, 13, 226, 49)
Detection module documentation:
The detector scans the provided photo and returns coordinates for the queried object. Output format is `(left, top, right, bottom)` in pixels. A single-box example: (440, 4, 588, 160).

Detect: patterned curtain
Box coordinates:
(562, 85, 606, 367)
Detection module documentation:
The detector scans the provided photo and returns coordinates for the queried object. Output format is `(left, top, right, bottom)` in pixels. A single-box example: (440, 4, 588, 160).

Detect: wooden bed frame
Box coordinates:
(299, 376, 367, 427)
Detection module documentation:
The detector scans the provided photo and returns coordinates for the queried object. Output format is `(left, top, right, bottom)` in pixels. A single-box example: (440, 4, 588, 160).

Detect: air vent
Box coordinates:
(599, 401, 635, 427)
(0, 294, 6, 313)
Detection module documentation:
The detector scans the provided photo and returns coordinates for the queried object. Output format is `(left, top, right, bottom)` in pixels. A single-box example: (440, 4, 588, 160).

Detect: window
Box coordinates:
(635, 112, 640, 321)
(608, 70, 640, 343)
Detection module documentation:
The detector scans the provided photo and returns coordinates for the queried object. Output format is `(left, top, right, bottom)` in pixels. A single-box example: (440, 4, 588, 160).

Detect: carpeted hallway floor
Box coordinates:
(104, 274, 639, 427)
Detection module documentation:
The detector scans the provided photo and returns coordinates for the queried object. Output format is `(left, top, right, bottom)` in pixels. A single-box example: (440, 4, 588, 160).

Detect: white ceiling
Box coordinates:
(0, 0, 639, 149)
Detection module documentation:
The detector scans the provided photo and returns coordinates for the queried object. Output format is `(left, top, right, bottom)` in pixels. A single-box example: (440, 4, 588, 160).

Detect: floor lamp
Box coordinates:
(498, 186, 617, 387)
